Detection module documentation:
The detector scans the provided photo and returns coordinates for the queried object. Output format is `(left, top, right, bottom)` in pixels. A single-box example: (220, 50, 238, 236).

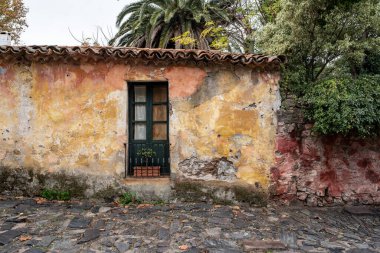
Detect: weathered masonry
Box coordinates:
(273, 96, 380, 206)
(0, 46, 284, 201)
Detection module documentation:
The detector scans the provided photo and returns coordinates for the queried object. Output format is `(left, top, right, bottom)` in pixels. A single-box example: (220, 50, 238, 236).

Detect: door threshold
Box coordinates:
(123, 177, 171, 183)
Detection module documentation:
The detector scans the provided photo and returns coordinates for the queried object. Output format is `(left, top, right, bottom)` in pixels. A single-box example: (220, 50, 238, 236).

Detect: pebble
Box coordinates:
(77, 229, 100, 244)
(98, 207, 112, 213)
(68, 217, 92, 229)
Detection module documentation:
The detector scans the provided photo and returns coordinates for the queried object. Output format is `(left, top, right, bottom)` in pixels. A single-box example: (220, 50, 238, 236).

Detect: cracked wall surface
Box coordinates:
(0, 61, 281, 193)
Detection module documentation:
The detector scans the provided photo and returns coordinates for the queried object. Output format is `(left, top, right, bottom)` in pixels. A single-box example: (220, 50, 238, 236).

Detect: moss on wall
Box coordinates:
(173, 179, 268, 207)
(0, 166, 88, 198)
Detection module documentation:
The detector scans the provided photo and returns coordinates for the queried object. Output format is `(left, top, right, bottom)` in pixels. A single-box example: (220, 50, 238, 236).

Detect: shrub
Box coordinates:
(41, 188, 71, 201)
(119, 191, 141, 206)
(305, 75, 380, 137)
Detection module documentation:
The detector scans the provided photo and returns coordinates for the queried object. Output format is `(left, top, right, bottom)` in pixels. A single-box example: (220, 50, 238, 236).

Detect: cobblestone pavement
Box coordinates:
(0, 198, 379, 253)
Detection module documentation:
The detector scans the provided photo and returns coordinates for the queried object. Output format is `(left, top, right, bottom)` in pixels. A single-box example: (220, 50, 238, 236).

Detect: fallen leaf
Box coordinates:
(34, 197, 47, 204)
(137, 204, 153, 209)
(19, 235, 32, 241)
(179, 245, 189, 251)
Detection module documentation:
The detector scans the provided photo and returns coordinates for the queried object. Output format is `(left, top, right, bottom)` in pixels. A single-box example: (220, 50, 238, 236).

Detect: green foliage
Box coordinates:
(149, 199, 165, 205)
(110, 0, 233, 49)
(137, 148, 156, 159)
(258, 0, 380, 83)
(41, 188, 71, 201)
(305, 75, 380, 137)
(257, 0, 380, 83)
(0, 0, 28, 43)
(171, 31, 197, 47)
(256, 0, 380, 137)
(119, 191, 142, 206)
(173, 21, 229, 50)
(260, 0, 282, 23)
(201, 21, 229, 50)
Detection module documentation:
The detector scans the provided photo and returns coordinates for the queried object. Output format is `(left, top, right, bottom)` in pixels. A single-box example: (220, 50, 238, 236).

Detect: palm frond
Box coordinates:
(112, 0, 235, 48)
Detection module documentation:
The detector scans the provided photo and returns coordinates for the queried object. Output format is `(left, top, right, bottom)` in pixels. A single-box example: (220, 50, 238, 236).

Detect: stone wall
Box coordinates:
(272, 96, 380, 206)
(0, 59, 281, 199)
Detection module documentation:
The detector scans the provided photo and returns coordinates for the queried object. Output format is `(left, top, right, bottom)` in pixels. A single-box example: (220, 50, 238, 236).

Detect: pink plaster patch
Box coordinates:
(164, 66, 207, 99)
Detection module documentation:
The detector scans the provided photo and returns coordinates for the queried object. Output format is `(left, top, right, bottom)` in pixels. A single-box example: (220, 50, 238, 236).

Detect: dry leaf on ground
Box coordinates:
(19, 235, 32, 241)
(137, 204, 154, 209)
(34, 197, 47, 204)
(179, 245, 189, 251)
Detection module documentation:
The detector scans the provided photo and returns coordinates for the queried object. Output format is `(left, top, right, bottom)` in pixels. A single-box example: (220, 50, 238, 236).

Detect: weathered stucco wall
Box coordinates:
(0, 62, 128, 177)
(272, 96, 380, 206)
(0, 60, 281, 198)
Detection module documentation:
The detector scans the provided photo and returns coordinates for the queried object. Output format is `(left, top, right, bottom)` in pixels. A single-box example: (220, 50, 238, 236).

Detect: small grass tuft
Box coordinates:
(119, 191, 142, 206)
(41, 188, 71, 201)
(149, 199, 165, 205)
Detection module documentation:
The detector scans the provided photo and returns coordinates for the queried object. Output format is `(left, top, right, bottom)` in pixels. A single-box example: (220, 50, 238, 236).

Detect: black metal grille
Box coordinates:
(127, 143, 170, 177)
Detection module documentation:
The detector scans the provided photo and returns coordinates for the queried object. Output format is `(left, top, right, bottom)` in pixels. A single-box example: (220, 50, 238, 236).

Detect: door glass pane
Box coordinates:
(153, 86, 167, 102)
(135, 86, 146, 102)
(153, 105, 167, 121)
(135, 105, 146, 121)
(134, 123, 146, 140)
(153, 123, 167, 140)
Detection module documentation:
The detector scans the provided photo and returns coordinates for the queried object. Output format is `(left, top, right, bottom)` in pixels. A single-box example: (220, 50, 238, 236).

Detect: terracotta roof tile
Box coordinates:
(0, 45, 285, 67)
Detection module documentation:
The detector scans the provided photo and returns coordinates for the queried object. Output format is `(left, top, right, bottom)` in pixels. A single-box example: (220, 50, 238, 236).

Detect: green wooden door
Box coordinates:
(128, 82, 170, 176)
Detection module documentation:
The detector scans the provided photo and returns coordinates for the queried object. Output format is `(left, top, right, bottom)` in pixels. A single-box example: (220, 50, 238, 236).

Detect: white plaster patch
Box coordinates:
(17, 73, 34, 138)
(107, 89, 127, 135)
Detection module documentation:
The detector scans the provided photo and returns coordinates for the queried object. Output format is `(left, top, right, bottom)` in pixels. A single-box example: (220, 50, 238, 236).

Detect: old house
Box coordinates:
(1, 46, 379, 206)
(0, 46, 284, 202)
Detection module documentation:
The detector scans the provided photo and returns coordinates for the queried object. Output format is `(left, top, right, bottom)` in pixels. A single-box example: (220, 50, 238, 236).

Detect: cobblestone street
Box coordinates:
(0, 198, 379, 253)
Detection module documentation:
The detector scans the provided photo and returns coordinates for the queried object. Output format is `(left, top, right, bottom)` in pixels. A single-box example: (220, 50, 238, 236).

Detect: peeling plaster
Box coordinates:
(0, 60, 281, 192)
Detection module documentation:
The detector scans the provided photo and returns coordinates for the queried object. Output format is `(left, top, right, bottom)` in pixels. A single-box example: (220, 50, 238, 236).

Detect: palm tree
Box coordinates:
(109, 0, 234, 49)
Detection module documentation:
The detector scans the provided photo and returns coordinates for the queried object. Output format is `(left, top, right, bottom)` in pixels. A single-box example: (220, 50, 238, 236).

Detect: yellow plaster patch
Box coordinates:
(76, 154, 90, 167)
(236, 165, 269, 187)
(171, 68, 280, 188)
